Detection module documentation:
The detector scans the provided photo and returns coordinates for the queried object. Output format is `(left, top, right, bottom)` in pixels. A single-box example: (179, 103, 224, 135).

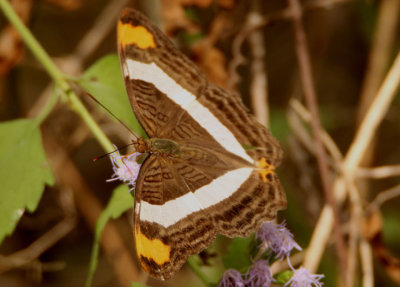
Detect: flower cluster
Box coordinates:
(108, 150, 142, 189)
(256, 221, 302, 260)
(245, 260, 273, 287)
(284, 267, 324, 287)
(219, 269, 245, 287)
(219, 221, 323, 287)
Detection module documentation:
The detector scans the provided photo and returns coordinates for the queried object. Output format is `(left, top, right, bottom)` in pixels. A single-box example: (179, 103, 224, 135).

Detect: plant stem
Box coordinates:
(0, 0, 114, 153)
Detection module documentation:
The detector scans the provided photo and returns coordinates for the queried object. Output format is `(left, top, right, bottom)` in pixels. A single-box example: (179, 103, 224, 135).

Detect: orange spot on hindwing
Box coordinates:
(256, 158, 275, 182)
(118, 21, 156, 49)
(134, 227, 171, 269)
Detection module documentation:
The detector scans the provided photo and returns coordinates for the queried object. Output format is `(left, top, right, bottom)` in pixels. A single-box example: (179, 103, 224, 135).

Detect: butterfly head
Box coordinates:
(132, 137, 148, 153)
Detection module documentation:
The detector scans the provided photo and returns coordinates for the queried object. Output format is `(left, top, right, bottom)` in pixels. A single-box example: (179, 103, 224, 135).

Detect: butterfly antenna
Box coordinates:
(85, 93, 139, 140)
(93, 143, 132, 162)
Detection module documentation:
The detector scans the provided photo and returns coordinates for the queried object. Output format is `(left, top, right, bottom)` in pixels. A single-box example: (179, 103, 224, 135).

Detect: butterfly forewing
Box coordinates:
(117, 8, 287, 280)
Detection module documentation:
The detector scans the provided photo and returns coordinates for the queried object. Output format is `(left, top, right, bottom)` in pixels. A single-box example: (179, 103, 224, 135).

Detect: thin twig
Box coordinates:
(357, 165, 400, 179)
(304, 49, 400, 272)
(75, 0, 129, 61)
(0, 217, 76, 273)
(344, 51, 400, 175)
(287, 0, 348, 280)
(345, 178, 364, 287)
(358, 0, 400, 123)
(227, 0, 350, 89)
(270, 251, 305, 274)
(248, 0, 270, 127)
(228, 17, 253, 89)
(347, 204, 359, 287)
(369, 184, 400, 210)
(355, 0, 400, 210)
(287, 126, 322, 216)
(0, 192, 76, 274)
(359, 239, 374, 287)
(290, 99, 343, 162)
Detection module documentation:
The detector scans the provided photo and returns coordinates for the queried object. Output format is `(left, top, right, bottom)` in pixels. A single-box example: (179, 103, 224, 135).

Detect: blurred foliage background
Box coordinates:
(0, 0, 400, 286)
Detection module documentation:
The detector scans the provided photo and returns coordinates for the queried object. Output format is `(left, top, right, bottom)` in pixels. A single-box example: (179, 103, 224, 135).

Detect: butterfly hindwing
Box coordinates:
(134, 151, 284, 279)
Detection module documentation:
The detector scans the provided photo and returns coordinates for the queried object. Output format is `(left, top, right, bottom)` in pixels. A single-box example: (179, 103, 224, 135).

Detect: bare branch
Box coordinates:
(287, 0, 348, 279)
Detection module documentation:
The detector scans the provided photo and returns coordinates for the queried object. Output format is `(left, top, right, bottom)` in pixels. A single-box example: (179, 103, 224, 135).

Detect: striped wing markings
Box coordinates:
(124, 59, 253, 164)
(138, 167, 254, 228)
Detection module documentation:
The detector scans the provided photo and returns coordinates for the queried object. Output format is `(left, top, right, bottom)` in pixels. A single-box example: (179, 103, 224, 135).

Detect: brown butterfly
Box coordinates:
(117, 8, 286, 280)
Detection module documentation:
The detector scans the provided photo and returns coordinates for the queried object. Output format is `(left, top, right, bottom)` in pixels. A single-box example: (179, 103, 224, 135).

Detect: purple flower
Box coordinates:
(219, 269, 245, 287)
(256, 221, 301, 260)
(108, 151, 142, 189)
(284, 267, 324, 287)
(245, 260, 273, 287)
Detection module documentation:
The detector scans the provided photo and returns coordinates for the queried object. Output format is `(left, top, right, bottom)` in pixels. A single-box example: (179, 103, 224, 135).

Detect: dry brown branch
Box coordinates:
(74, 0, 130, 61)
(347, 205, 358, 287)
(289, 99, 343, 162)
(0, 216, 76, 274)
(369, 184, 400, 210)
(355, 0, 400, 207)
(287, 108, 315, 153)
(287, 0, 348, 280)
(247, 0, 270, 127)
(357, 165, 400, 179)
(227, 18, 253, 89)
(345, 178, 364, 287)
(0, 188, 76, 274)
(227, 0, 350, 89)
(290, 96, 371, 286)
(287, 120, 322, 216)
(359, 239, 374, 287)
(344, 50, 400, 176)
(358, 0, 400, 123)
(304, 49, 400, 273)
(270, 251, 305, 274)
(265, 0, 350, 23)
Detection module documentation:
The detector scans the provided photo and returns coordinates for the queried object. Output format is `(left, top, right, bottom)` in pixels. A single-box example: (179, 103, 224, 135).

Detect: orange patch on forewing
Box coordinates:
(256, 158, 275, 182)
(135, 228, 171, 265)
(118, 21, 156, 49)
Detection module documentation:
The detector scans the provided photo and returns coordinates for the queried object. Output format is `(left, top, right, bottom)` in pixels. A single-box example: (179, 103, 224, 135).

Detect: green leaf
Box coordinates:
(85, 184, 133, 287)
(0, 119, 54, 243)
(130, 283, 148, 287)
(274, 270, 293, 284)
(222, 235, 254, 272)
(80, 54, 146, 137)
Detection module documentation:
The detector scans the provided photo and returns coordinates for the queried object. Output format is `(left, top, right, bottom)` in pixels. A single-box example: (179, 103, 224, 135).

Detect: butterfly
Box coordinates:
(117, 8, 286, 280)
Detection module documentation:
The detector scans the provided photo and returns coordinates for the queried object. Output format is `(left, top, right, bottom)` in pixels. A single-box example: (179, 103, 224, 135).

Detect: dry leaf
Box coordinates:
(0, 0, 32, 77)
(363, 210, 400, 284)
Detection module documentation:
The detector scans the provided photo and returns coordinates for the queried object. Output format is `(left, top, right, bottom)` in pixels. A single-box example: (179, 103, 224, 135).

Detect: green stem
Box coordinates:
(187, 256, 214, 287)
(0, 0, 114, 153)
